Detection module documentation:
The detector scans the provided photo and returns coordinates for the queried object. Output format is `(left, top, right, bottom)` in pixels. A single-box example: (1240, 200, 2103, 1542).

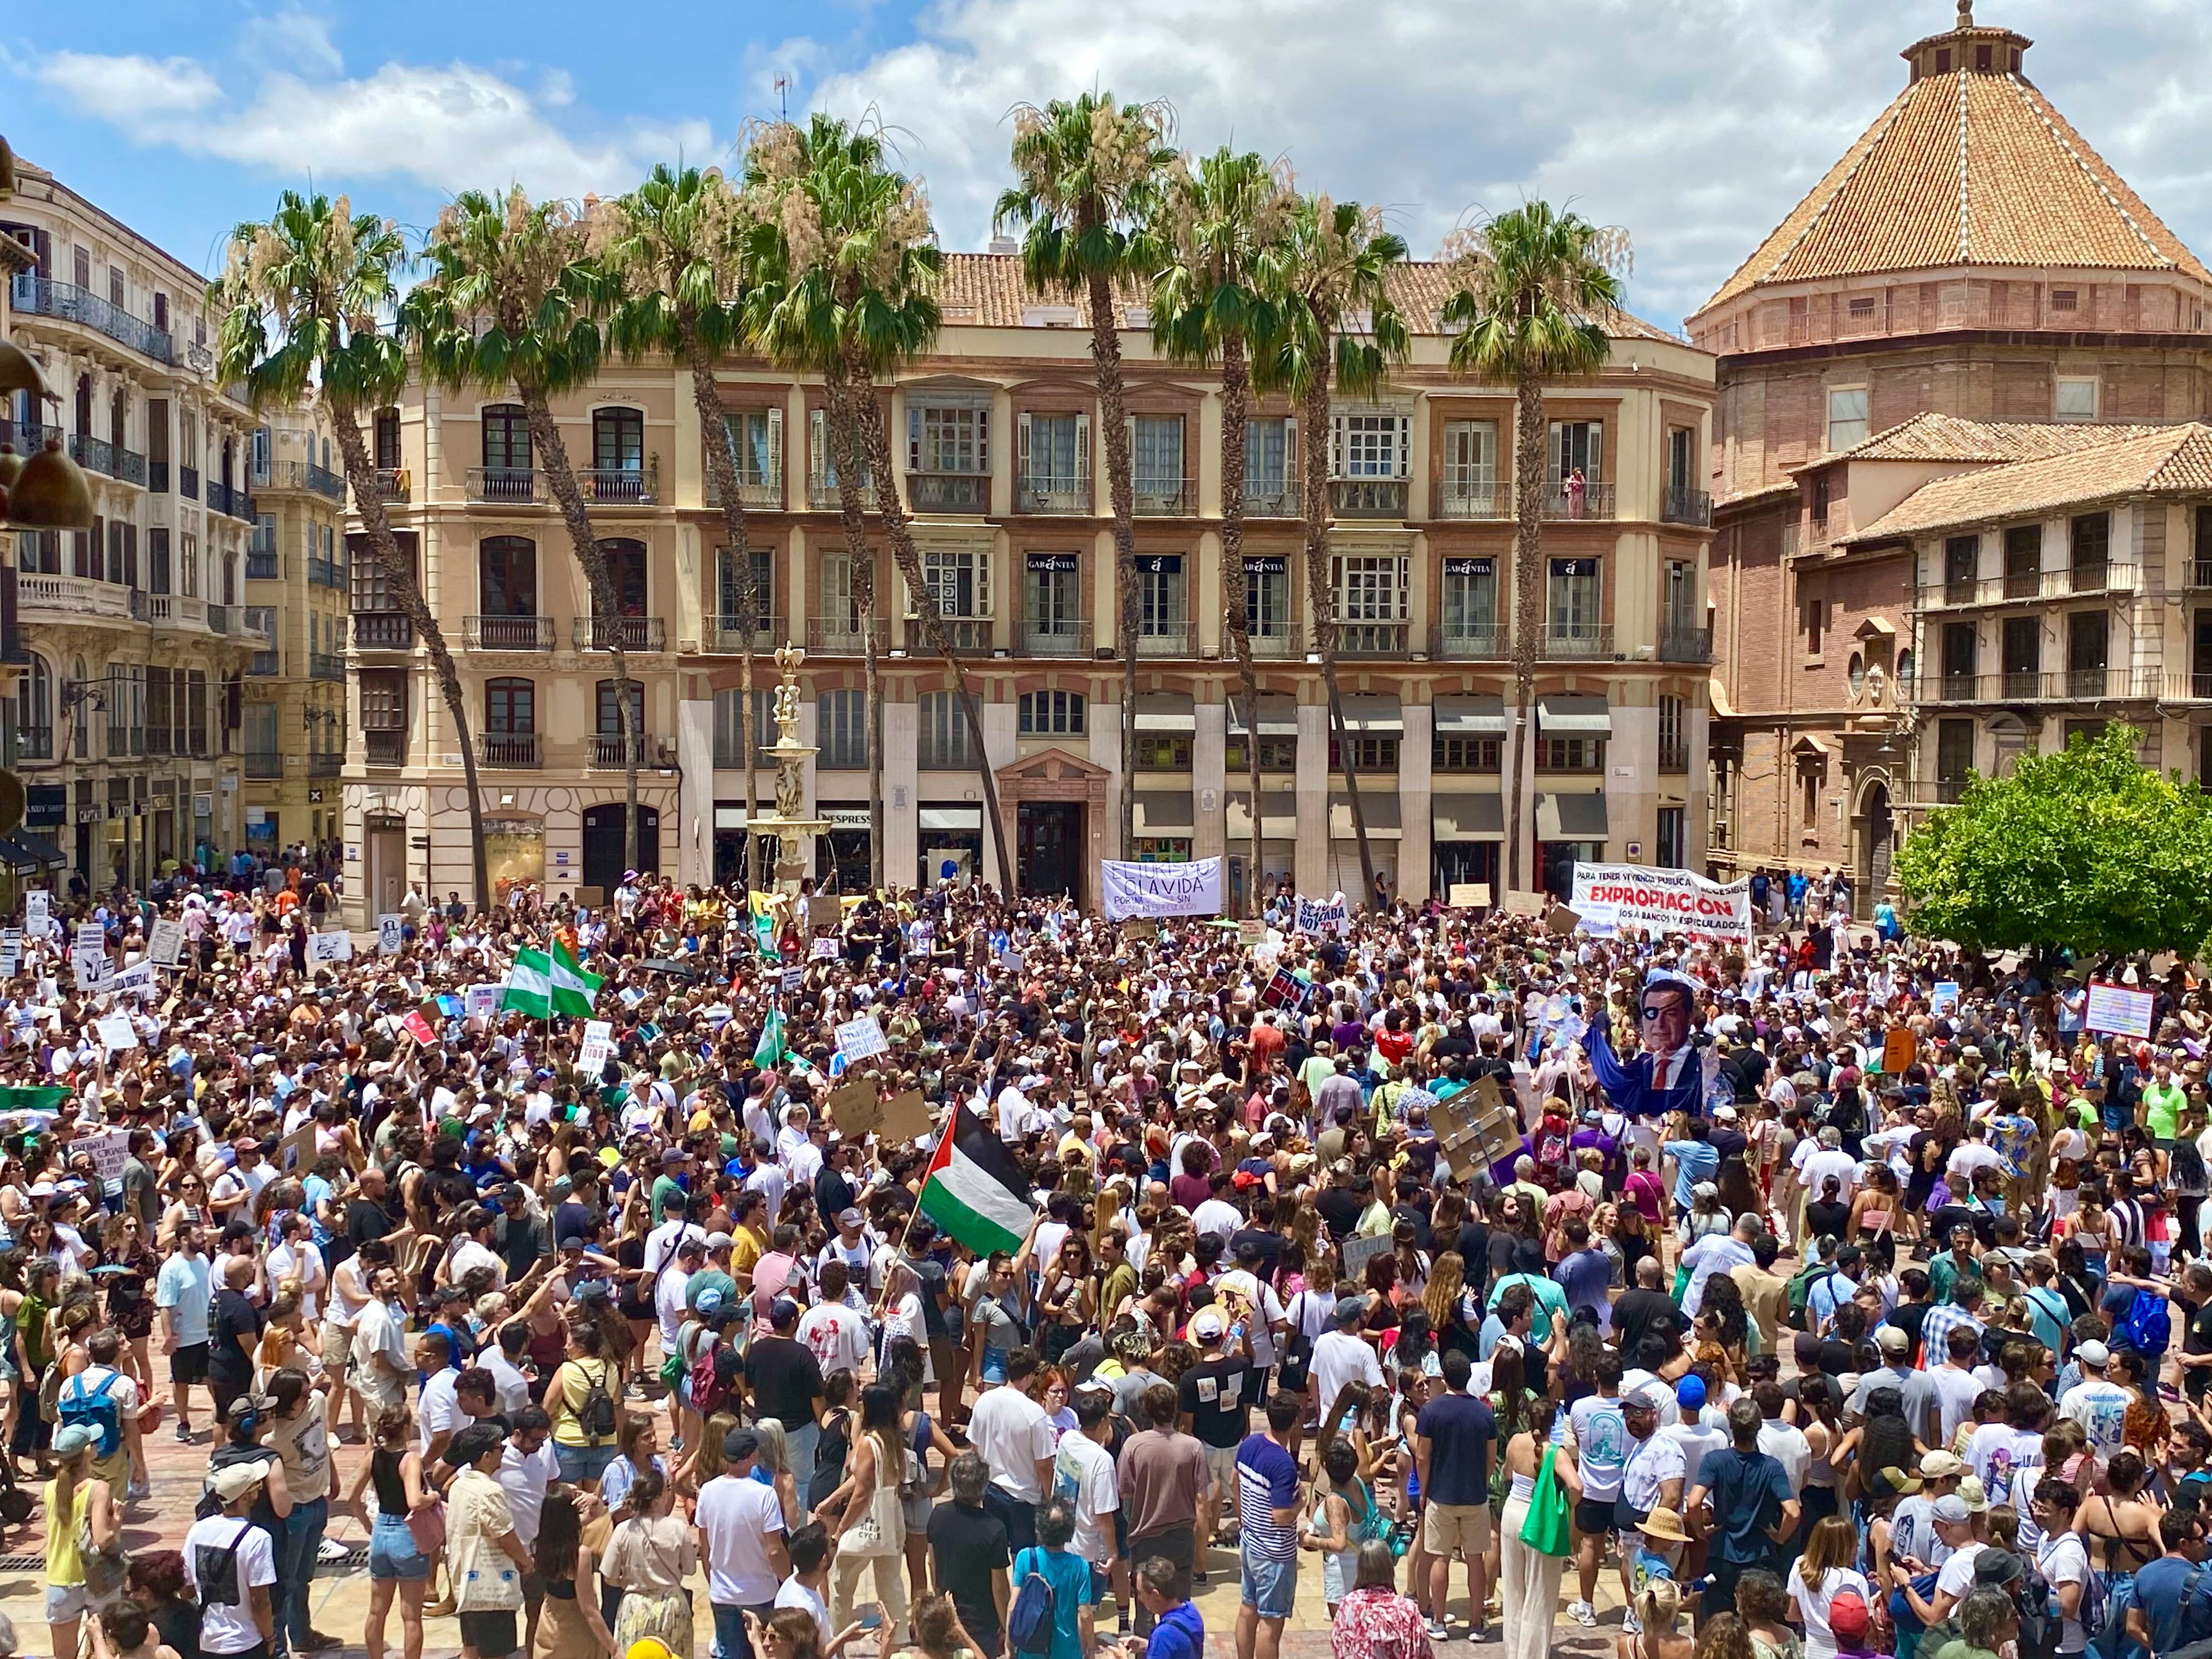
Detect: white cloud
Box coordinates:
(251, 11, 343, 78)
(30, 46, 702, 203)
(776, 0, 2212, 330)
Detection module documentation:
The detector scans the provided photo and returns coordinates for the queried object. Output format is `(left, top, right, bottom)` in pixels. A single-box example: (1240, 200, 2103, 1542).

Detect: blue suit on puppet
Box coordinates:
(1583, 970, 1707, 1119)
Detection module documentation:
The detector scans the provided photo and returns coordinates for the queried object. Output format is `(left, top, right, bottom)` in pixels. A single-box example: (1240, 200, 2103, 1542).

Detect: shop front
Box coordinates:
(1225, 789, 1296, 911)
(1432, 794, 1502, 897)
(483, 816, 547, 897)
(919, 804, 984, 887)
(816, 806, 874, 891)
(1535, 791, 1609, 899)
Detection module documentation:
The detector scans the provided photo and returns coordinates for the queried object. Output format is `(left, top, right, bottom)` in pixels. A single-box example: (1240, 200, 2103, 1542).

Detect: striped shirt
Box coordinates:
(1236, 1433, 1301, 1563)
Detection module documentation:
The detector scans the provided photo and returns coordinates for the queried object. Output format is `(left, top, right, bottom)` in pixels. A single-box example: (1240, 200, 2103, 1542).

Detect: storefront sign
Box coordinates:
(1024, 552, 1080, 572)
(1132, 554, 1183, 574)
(1550, 558, 1599, 578)
(1568, 862, 1753, 944)
(1441, 557, 1495, 577)
(1244, 556, 1287, 575)
(1101, 856, 1222, 920)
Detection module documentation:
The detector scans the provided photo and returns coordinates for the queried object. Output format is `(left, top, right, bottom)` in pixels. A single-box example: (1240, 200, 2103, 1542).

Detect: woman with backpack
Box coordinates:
(545, 1322, 623, 1485)
(44, 1420, 120, 1659)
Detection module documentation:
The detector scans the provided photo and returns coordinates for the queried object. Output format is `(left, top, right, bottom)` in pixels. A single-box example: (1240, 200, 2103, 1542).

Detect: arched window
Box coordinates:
(595, 538, 648, 616)
(18, 656, 51, 760)
(479, 534, 538, 637)
(1018, 690, 1084, 736)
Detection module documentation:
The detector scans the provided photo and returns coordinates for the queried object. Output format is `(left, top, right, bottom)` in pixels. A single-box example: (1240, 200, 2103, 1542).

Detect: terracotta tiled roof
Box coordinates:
(1835, 410, 2174, 464)
(1695, 58, 2212, 317)
(1842, 422, 2212, 542)
(936, 253, 1685, 344)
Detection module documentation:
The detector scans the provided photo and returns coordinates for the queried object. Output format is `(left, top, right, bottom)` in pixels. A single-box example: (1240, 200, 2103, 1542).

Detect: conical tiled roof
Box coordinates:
(1692, 13, 2212, 320)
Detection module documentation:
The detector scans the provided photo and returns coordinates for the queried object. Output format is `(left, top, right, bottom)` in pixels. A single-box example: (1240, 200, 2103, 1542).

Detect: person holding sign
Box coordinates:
(1583, 971, 1709, 1120)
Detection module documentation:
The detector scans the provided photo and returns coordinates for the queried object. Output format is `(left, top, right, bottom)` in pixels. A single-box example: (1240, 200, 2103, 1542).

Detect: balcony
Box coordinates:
(1935, 779, 1970, 805)
(245, 751, 283, 780)
(179, 465, 199, 501)
(573, 616, 668, 652)
(17, 727, 52, 762)
(10, 274, 174, 363)
(148, 459, 169, 494)
(906, 471, 989, 513)
(1016, 474, 1090, 514)
(1542, 624, 1614, 659)
(70, 434, 147, 487)
(310, 652, 345, 682)
(1539, 480, 1617, 521)
(1135, 622, 1192, 657)
(309, 752, 342, 777)
(478, 732, 542, 768)
(1330, 478, 1408, 519)
(1249, 625, 1301, 659)
(1663, 486, 1713, 527)
(1336, 621, 1411, 656)
(246, 552, 280, 581)
(1435, 623, 1507, 660)
(707, 615, 789, 654)
(1659, 625, 1714, 663)
(589, 734, 653, 769)
(1133, 478, 1195, 516)
(0, 418, 62, 453)
(583, 465, 658, 506)
(146, 593, 208, 631)
(205, 481, 255, 520)
(1920, 669, 2156, 705)
(809, 478, 877, 511)
(261, 460, 349, 502)
(917, 617, 994, 655)
(467, 616, 556, 652)
(1659, 741, 1691, 773)
(468, 467, 538, 504)
(354, 612, 414, 650)
(703, 472, 778, 511)
(17, 572, 137, 622)
(248, 651, 280, 677)
(806, 615, 875, 655)
(128, 588, 148, 622)
(206, 603, 232, 636)
(1917, 564, 2149, 610)
(1020, 621, 1092, 657)
(1237, 481, 1300, 518)
(1437, 482, 1508, 520)
(364, 730, 406, 767)
(363, 468, 408, 505)
(307, 556, 347, 590)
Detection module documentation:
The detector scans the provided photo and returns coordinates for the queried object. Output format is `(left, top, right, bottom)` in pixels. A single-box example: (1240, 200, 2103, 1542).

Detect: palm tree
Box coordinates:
(997, 94, 1175, 860)
(209, 192, 493, 912)
(596, 165, 769, 888)
(1151, 148, 1295, 915)
(408, 189, 643, 875)
(746, 114, 1015, 894)
(1441, 202, 1629, 898)
(1263, 196, 1408, 907)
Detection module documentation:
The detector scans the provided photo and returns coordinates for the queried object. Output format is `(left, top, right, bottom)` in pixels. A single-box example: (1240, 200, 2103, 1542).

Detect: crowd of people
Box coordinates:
(6, 867, 2212, 1659)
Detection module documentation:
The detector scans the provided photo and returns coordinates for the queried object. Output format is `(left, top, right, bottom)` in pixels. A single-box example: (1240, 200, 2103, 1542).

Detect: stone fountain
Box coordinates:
(748, 643, 831, 893)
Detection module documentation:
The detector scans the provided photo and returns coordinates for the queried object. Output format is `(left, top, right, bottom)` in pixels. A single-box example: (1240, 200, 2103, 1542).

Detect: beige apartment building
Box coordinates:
(1, 155, 262, 888)
(343, 257, 1717, 918)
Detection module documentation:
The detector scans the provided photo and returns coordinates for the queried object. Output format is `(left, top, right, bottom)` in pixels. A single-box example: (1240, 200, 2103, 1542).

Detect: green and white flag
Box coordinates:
(502, 948, 552, 1019)
(753, 1003, 786, 1068)
(550, 941, 603, 1018)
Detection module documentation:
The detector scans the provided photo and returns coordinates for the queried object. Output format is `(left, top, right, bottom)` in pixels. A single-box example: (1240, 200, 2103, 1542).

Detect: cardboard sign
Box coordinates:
(147, 919, 186, 969)
(24, 891, 48, 938)
(810, 896, 843, 931)
(306, 930, 353, 964)
(1931, 982, 1961, 1017)
(834, 1015, 890, 1065)
(82, 1128, 131, 1182)
(1545, 903, 1581, 937)
(879, 1088, 933, 1145)
(280, 1120, 318, 1176)
(577, 1020, 616, 1078)
(1882, 1026, 1917, 1075)
(95, 1014, 137, 1050)
(827, 1079, 883, 1138)
(1237, 919, 1266, 947)
(378, 915, 405, 956)
(1447, 884, 1491, 909)
(1341, 1232, 1392, 1279)
(1501, 890, 1548, 919)
(1433, 1074, 1522, 1178)
(2087, 980, 2156, 1039)
(1120, 918, 1159, 940)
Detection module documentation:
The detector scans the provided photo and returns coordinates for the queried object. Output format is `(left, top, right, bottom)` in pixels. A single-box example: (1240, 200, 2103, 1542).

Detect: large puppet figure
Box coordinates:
(1583, 968, 1707, 1118)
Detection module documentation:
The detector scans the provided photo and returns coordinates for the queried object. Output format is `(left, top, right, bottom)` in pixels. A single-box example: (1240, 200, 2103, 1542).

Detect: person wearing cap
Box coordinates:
(1901, 1489, 1988, 1630)
(42, 1421, 123, 1653)
(1307, 1296, 1385, 1433)
(444, 1422, 532, 1659)
(740, 1295, 826, 1483)
(1177, 1306, 1252, 1571)
(817, 1206, 876, 1294)
(698, 1425, 795, 1659)
(1852, 1324, 1937, 1425)
(2057, 1339, 2131, 1467)
(181, 1451, 280, 1659)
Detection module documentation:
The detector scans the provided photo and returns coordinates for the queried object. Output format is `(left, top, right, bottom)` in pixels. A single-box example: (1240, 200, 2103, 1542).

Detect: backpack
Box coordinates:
(1277, 1292, 1315, 1396)
(577, 1360, 619, 1443)
(2119, 1289, 2172, 1359)
(59, 1370, 122, 1459)
(1007, 1550, 1059, 1657)
(1785, 1262, 1836, 1331)
(690, 1333, 738, 1419)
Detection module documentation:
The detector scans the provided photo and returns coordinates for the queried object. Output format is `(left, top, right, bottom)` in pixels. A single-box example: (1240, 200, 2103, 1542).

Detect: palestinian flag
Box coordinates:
(550, 941, 603, 1017)
(919, 1103, 1035, 1255)
(502, 949, 552, 1018)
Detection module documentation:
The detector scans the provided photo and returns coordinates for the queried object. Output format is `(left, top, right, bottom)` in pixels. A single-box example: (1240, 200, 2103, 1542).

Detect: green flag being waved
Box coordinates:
(753, 1003, 786, 1068)
(550, 940, 603, 1017)
(502, 948, 552, 1018)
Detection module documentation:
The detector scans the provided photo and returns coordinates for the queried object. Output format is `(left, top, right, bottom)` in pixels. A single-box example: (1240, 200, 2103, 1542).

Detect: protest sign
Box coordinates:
(1237, 919, 1266, 948)
(378, 915, 405, 955)
(781, 967, 804, 993)
(1100, 858, 1223, 921)
(464, 984, 502, 1022)
(2087, 980, 2156, 1039)
(1931, 982, 1961, 1017)
(105, 959, 156, 997)
(826, 1079, 883, 1138)
(95, 1013, 136, 1050)
(879, 1089, 933, 1144)
(810, 896, 843, 932)
(75, 922, 104, 955)
(1545, 903, 1582, 937)
(0, 929, 19, 979)
(577, 1020, 616, 1078)
(73, 953, 108, 991)
(1447, 883, 1492, 909)
(82, 1128, 131, 1183)
(1501, 890, 1548, 919)
(401, 1008, 439, 1047)
(306, 930, 353, 964)
(810, 937, 838, 961)
(280, 1120, 317, 1175)
(147, 919, 186, 969)
(1568, 863, 1754, 945)
(1882, 1027, 1917, 1075)
(834, 1015, 890, 1066)
(23, 890, 48, 938)
(1341, 1233, 1392, 1279)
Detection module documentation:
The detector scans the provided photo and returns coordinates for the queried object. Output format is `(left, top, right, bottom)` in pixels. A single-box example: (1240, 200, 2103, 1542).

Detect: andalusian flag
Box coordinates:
(919, 1103, 1035, 1254)
(550, 941, 603, 1017)
(750, 892, 781, 962)
(502, 949, 552, 1018)
(753, 1004, 786, 1068)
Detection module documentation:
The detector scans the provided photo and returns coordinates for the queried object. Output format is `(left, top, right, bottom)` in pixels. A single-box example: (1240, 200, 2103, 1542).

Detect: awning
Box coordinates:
(1329, 793, 1402, 840)
(0, 831, 64, 868)
(919, 805, 984, 832)
(1536, 792, 1610, 839)
(1337, 694, 1403, 734)
(1536, 694, 1613, 736)
(1432, 695, 1507, 736)
(1226, 792, 1299, 839)
(1133, 791, 1196, 834)
(1133, 692, 1196, 734)
(1227, 694, 1300, 737)
(1432, 794, 1505, 840)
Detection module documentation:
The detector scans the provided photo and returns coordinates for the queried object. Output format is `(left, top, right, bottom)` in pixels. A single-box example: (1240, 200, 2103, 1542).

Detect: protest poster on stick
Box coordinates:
(147, 919, 186, 969)
(2087, 980, 2155, 1039)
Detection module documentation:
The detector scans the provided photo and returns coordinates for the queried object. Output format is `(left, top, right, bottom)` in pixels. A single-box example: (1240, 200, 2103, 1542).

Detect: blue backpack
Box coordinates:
(2120, 1289, 2172, 1359)
(1007, 1549, 1059, 1657)
(59, 1370, 122, 1458)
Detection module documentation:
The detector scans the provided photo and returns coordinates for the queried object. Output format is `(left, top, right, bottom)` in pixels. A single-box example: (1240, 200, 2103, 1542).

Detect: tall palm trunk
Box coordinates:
(1218, 334, 1264, 918)
(520, 393, 639, 875)
(1507, 360, 1546, 898)
(333, 412, 490, 910)
(1088, 261, 1140, 862)
(845, 345, 1015, 894)
(825, 367, 885, 892)
(682, 326, 763, 892)
(1300, 366, 1376, 907)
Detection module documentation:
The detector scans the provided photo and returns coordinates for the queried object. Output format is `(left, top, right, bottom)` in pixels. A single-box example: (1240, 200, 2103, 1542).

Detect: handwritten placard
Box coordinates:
(834, 1015, 890, 1065)
(147, 919, 185, 969)
(306, 930, 353, 964)
(1447, 883, 1492, 909)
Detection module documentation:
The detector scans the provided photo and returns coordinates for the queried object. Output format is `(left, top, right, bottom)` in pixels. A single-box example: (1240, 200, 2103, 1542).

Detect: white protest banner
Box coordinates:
(1568, 863, 1754, 945)
(834, 1014, 890, 1066)
(1099, 856, 1223, 922)
(147, 918, 185, 969)
(1341, 1232, 1392, 1279)
(82, 1127, 131, 1182)
(95, 1013, 137, 1050)
(105, 959, 156, 997)
(378, 914, 405, 956)
(75, 922, 105, 955)
(0, 928, 22, 979)
(1296, 897, 1349, 935)
(306, 930, 353, 965)
(781, 967, 804, 993)
(464, 983, 502, 1022)
(24, 890, 48, 939)
(2087, 980, 2156, 1039)
(1931, 982, 1961, 1017)
(577, 1019, 616, 1077)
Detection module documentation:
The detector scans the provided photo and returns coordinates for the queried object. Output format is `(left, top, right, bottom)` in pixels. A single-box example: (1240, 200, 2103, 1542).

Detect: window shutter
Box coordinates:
(907, 403, 920, 474)
(1590, 423, 1604, 482)
(766, 408, 783, 496)
(1017, 412, 1031, 482)
(904, 566, 921, 620)
(1284, 415, 1299, 491)
(1396, 414, 1411, 478)
(810, 409, 827, 488)
(1125, 414, 1136, 472)
(976, 408, 989, 473)
(1330, 412, 1343, 479)
(978, 549, 993, 617)
(1074, 414, 1090, 484)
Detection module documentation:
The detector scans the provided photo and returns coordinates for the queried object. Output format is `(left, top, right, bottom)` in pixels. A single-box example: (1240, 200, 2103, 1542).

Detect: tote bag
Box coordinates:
(1517, 1445, 1572, 1558)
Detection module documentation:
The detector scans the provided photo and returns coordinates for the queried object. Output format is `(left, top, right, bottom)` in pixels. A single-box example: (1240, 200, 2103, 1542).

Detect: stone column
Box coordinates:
(1192, 697, 1227, 860)
(1400, 700, 1434, 902)
(883, 696, 920, 885)
(677, 686, 714, 888)
(1296, 700, 1328, 895)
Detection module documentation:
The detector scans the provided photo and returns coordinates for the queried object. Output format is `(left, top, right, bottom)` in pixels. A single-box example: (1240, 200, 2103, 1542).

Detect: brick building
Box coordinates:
(1689, 1, 2212, 907)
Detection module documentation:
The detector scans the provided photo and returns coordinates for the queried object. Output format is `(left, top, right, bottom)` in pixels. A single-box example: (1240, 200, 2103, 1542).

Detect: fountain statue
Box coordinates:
(747, 643, 832, 894)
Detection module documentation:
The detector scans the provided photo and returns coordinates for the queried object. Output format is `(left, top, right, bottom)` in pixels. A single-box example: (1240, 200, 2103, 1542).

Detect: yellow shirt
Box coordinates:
(728, 1225, 767, 1280)
(44, 1477, 92, 1586)
(549, 1358, 617, 1448)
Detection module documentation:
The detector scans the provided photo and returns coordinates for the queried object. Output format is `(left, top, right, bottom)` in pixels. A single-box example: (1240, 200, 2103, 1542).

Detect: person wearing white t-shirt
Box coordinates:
(773, 1522, 841, 1648)
(2058, 1341, 2133, 1465)
(796, 1262, 872, 1378)
(2032, 1481, 2093, 1659)
(1053, 1386, 1121, 1574)
(1902, 1497, 1986, 1628)
(697, 1428, 793, 1647)
(969, 1349, 1060, 1552)
(185, 1461, 281, 1656)
(1308, 1300, 1386, 1421)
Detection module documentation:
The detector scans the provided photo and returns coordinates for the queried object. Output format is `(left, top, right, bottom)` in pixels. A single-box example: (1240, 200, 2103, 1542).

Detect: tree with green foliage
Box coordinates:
(1894, 724, 2212, 959)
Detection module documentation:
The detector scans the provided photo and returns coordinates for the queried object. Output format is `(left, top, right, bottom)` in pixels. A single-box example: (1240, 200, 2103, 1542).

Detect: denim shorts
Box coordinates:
(1241, 1553, 1296, 1620)
(46, 1583, 92, 1623)
(980, 1347, 1010, 1386)
(369, 1513, 430, 1582)
(556, 1442, 619, 1485)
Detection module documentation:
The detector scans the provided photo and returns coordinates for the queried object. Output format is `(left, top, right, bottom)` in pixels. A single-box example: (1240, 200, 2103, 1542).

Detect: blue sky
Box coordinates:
(9, 0, 2212, 331)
